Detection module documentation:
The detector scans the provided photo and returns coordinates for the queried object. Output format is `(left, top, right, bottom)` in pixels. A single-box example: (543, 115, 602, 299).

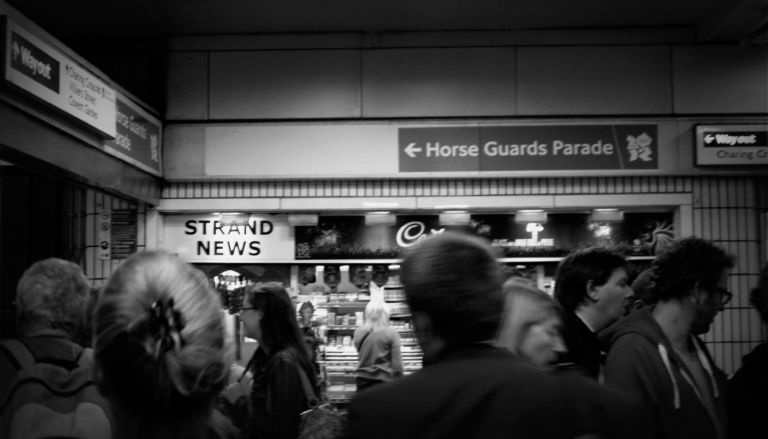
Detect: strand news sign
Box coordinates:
(399, 124, 658, 172)
(695, 125, 768, 166)
(3, 17, 116, 137)
(163, 214, 295, 263)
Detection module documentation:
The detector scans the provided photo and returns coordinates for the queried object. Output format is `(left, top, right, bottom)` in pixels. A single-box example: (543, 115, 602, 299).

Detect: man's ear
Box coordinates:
(586, 280, 600, 302)
(411, 311, 433, 344)
(93, 360, 111, 396)
(690, 282, 707, 304)
(411, 312, 446, 364)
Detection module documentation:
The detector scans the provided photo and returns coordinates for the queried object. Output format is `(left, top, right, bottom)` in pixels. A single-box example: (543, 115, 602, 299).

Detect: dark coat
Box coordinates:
(248, 347, 309, 439)
(727, 341, 768, 439)
(603, 309, 727, 439)
(558, 310, 602, 379)
(344, 343, 649, 439)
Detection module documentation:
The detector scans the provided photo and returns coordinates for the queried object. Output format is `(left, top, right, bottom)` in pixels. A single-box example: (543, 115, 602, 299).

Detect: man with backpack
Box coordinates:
(0, 258, 113, 439)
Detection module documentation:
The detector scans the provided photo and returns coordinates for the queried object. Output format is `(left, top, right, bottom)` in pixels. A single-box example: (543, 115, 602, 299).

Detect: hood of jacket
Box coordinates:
(601, 308, 722, 411)
(602, 307, 667, 349)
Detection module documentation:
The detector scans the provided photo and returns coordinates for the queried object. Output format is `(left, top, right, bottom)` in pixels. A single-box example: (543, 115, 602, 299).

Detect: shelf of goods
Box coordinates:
(295, 265, 422, 404)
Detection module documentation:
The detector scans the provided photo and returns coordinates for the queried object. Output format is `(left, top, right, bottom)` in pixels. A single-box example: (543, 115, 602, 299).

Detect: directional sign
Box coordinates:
(3, 17, 116, 137)
(102, 93, 163, 176)
(695, 125, 768, 166)
(399, 125, 658, 172)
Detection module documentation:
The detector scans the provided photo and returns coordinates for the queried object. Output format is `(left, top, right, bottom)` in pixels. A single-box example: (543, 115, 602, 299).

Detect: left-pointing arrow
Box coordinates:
(405, 142, 422, 158)
(12, 42, 20, 59)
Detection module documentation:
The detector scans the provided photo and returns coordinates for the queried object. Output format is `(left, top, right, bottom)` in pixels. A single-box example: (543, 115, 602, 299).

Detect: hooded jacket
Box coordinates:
(727, 341, 768, 438)
(602, 308, 726, 439)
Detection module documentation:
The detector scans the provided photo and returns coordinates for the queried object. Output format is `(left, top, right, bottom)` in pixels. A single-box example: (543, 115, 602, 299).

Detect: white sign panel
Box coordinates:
(163, 214, 295, 263)
(695, 124, 768, 166)
(4, 18, 116, 137)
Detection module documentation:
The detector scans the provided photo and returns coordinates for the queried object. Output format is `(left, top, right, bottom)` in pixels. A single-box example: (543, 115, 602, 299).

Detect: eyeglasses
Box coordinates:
(716, 288, 733, 306)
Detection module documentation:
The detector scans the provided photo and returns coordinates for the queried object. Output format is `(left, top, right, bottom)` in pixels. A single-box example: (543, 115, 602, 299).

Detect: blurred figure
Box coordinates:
(344, 232, 650, 439)
(1, 258, 90, 396)
(78, 286, 101, 347)
(727, 262, 768, 439)
(625, 267, 657, 315)
(240, 283, 316, 439)
(353, 299, 403, 392)
(298, 301, 322, 375)
(604, 237, 732, 439)
(0, 258, 111, 439)
(93, 251, 234, 439)
(497, 277, 566, 367)
(554, 247, 632, 379)
(599, 266, 658, 356)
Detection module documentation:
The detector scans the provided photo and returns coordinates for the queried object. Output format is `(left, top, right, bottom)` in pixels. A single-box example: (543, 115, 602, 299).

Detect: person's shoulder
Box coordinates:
(272, 347, 299, 364)
(382, 327, 399, 337)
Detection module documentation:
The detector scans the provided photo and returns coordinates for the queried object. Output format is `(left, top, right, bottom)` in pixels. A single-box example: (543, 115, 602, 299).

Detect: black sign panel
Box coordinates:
(700, 130, 767, 148)
(399, 125, 658, 172)
(9, 31, 59, 92)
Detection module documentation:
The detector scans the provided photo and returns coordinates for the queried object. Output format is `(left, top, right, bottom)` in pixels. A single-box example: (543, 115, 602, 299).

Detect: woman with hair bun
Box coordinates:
(93, 251, 235, 439)
(239, 282, 316, 439)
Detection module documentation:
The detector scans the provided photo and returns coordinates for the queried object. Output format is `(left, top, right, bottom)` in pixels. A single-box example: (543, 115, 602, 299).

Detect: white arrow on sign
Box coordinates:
(404, 142, 422, 158)
(12, 42, 20, 59)
(704, 134, 715, 144)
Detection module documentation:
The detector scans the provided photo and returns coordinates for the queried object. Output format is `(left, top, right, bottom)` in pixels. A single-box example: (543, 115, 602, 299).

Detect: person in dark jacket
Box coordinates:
(240, 283, 316, 439)
(0, 258, 116, 439)
(554, 247, 632, 379)
(344, 232, 650, 439)
(604, 237, 733, 439)
(727, 262, 768, 439)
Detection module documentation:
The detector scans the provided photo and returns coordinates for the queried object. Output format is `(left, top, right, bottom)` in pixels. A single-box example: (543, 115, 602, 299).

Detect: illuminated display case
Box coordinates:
(191, 209, 671, 404)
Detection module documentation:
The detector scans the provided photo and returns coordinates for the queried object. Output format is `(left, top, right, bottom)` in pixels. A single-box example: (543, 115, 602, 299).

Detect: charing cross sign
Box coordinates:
(398, 125, 658, 172)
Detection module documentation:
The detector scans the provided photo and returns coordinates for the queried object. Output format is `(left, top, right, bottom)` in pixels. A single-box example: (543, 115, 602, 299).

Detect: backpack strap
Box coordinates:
(356, 330, 372, 352)
(0, 340, 35, 371)
(296, 365, 318, 408)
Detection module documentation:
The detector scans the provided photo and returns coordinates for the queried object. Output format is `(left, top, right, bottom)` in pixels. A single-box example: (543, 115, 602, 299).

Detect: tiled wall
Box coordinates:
(161, 175, 768, 374)
(694, 178, 768, 374)
(78, 188, 147, 288)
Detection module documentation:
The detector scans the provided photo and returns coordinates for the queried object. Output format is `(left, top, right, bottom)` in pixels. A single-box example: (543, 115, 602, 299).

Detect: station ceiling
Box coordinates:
(6, 0, 766, 44)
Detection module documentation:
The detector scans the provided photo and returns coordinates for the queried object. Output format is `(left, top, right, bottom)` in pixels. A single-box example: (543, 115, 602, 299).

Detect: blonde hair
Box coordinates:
(93, 251, 230, 439)
(362, 299, 390, 330)
(498, 278, 561, 355)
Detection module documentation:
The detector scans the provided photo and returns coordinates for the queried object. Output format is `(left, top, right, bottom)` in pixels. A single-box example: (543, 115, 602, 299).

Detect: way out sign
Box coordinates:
(695, 124, 768, 166)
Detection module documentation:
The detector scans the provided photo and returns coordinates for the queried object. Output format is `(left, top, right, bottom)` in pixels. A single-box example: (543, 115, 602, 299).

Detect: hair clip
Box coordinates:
(148, 298, 186, 359)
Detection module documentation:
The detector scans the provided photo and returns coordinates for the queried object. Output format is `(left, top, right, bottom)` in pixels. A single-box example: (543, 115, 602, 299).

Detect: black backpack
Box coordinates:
(0, 339, 114, 439)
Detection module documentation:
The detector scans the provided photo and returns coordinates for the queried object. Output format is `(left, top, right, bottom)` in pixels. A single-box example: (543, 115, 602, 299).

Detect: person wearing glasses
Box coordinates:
(603, 237, 733, 439)
(239, 283, 317, 439)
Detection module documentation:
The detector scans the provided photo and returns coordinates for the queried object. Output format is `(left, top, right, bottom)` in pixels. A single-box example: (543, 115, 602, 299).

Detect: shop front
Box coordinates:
(155, 202, 684, 403)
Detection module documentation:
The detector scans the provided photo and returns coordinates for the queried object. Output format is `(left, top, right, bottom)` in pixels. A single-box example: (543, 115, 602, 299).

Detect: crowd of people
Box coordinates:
(0, 231, 766, 439)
